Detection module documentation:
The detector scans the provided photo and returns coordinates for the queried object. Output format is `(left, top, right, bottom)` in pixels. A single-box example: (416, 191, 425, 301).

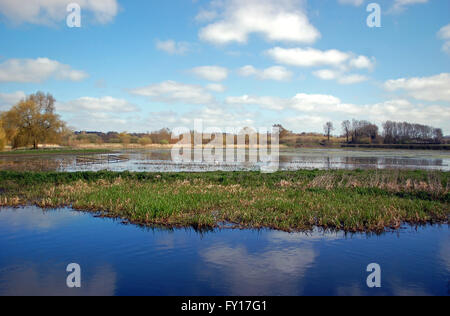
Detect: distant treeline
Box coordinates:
(339, 119, 445, 145)
(74, 129, 173, 145)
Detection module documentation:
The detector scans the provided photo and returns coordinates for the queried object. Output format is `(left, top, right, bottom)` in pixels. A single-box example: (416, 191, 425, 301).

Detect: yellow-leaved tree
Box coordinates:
(0, 118, 7, 151)
(0, 92, 66, 149)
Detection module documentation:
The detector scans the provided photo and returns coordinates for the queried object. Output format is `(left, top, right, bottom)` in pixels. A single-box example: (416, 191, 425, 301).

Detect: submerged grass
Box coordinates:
(0, 170, 448, 232)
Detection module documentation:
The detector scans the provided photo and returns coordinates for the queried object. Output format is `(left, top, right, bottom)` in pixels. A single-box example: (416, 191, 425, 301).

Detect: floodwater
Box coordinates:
(0, 148, 449, 172)
(0, 207, 448, 296)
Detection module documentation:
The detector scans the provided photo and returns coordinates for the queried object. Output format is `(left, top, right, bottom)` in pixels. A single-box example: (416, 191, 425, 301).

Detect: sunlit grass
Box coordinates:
(0, 170, 448, 232)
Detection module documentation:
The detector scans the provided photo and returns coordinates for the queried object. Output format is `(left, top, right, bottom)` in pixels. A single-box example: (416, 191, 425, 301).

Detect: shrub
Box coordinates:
(139, 137, 153, 146)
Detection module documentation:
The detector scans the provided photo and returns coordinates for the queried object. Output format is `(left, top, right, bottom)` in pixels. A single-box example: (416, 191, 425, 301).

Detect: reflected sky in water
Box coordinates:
(0, 148, 449, 172)
(0, 207, 448, 296)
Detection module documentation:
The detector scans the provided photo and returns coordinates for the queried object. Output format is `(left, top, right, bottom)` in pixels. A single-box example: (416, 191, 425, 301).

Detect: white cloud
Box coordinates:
(238, 65, 293, 81)
(130, 81, 215, 105)
(291, 93, 343, 112)
(57, 96, 140, 113)
(198, 0, 320, 45)
(266, 48, 374, 84)
(0, 91, 26, 110)
(190, 66, 229, 82)
(226, 95, 287, 111)
(226, 93, 346, 112)
(156, 40, 190, 55)
(338, 0, 365, 6)
(226, 92, 450, 132)
(266, 47, 351, 68)
(390, 0, 429, 13)
(283, 114, 332, 133)
(313, 69, 369, 85)
(349, 55, 375, 70)
(146, 107, 258, 131)
(443, 41, 450, 55)
(206, 83, 226, 93)
(195, 8, 219, 22)
(438, 24, 450, 55)
(438, 24, 450, 40)
(0, 58, 88, 83)
(384, 73, 450, 102)
(313, 69, 339, 80)
(338, 74, 369, 85)
(0, 0, 119, 25)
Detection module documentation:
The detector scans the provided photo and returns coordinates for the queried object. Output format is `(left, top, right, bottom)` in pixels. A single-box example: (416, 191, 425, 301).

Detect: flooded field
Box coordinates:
(0, 148, 449, 172)
(0, 207, 448, 296)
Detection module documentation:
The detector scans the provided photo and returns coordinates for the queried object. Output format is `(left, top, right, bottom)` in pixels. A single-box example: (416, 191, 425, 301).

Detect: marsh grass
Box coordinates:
(0, 170, 448, 232)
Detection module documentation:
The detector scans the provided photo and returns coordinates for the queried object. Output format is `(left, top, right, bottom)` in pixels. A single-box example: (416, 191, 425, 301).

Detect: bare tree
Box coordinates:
(342, 120, 351, 143)
(383, 121, 444, 144)
(323, 122, 334, 141)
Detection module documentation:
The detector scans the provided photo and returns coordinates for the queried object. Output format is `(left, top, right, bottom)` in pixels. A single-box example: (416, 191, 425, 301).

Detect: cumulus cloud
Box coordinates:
(226, 93, 450, 132)
(238, 65, 293, 81)
(312, 69, 339, 81)
(265, 48, 374, 84)
(226, 95, 287, 111)
(266, 47, 350, 68)
(155, 40, 190, 55)
(0, 90, 26, 110)
(266, 47, 375, 70)
(57, 96, 140, 113)
(55, 96, 143, 132)
(198, 0, 320, 45)
(390, 0, 429, 13)
(130, 81, 215, 105)
(310, 55, 373, 85)
(338, 0, 365, 6)
(349, 55, 375, 71)
(437, 24, 450, 55)
(190, 66, 229, 82)
(0, 0, 119, 25)
(313, 69, 369, 85)
(206, 83, 226, 93)
(384, 73, 450, 102)
(438, 24, 450, 40)
(146, 106, 258, 131)
(337, 74, 369, 85)
(0, 58, 88, 83)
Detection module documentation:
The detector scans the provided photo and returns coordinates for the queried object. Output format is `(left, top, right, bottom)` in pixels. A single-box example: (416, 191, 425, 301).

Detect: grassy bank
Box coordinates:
(0, 170, 448, 232)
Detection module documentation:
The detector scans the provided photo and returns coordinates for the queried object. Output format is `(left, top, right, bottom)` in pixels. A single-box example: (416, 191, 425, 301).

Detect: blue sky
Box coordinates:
(0, 0, 449, 133)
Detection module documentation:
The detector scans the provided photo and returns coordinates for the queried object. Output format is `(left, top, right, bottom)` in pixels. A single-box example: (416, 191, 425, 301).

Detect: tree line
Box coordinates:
(324, 119, 445, 145)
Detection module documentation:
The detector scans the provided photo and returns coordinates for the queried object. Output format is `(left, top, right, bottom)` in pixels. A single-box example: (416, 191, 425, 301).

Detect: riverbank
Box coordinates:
(0, 170, 448, 232)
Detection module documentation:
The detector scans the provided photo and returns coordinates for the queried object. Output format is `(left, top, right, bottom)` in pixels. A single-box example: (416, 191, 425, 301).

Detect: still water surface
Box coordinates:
(0, 207, 448, 296)
(1, 148, 449, 172)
